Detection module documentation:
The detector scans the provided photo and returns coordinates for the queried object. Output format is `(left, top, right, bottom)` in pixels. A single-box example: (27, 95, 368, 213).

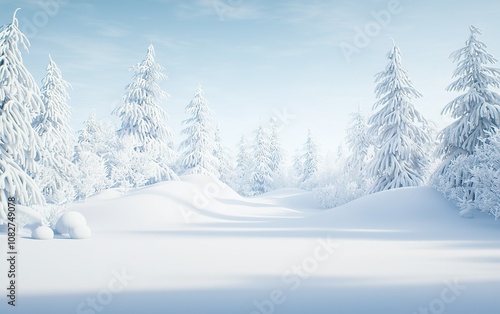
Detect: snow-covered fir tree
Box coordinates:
(234, 134, 252, 195)
(437, 26, 500, 171)
(0, 10, 44, 220)
(74, 111, 113, 199)
(345, 108, 372, 174)
(179, 85, 219, 178)
(249, 121, 273, 195)
(268, 117, 286, 188)
(268, 118, 284, 172)
(299, 129, 320, 189)
(112, 44, 177, 186)
(33, 55, 78, 204)
(292, 148, 303, 183)
(213, 125, 233, 184)
(368, 44, 431, 193)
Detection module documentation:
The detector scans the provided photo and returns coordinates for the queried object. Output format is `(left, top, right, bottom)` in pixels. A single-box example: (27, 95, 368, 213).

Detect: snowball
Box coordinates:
(32, 226, 54, 240)
(55, 211, 87, 234)
(69, 225, 92, 239)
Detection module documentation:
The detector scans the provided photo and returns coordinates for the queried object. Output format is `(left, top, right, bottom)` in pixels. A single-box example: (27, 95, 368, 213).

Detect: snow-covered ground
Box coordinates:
(1, 174, 499, 314)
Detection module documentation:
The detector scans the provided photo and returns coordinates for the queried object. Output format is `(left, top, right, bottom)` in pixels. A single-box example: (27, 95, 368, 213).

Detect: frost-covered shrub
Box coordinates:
(33, 205, 66, 229)
(435, 129, 500, 219)
(314, 169, 371, 209)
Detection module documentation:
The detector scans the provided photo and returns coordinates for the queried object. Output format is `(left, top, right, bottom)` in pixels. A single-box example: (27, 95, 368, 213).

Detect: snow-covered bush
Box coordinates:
(32, 204, 66, 229)
(313, 157, 372, 209)
(74, 111, 114, 199)
(435, 129, 500, 219)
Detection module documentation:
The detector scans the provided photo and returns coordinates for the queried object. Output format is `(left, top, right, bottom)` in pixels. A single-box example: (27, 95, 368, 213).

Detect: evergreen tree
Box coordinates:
(0, 10, 44, 220)
(300, 129, 320, 187)
(345, 108, 372, 174)
(34, 55, 77, 204)
(234, 134, 252, 195)
(213, 125, 233, 184)
(179, 85, 219, 178)
(292, 148, 303, 184)
(77, 111, 117, 159)
(249, 122, 273, 195)
(268, 118, 284, 172)
(368, 44, 430, 193)
(112, 44, 177, 185)
(438, 26, 500, 169)
(268, 118, 285, 188)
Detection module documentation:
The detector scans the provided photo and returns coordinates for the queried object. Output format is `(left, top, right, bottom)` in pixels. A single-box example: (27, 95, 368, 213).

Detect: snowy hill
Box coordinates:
(1, 175, 499, 314)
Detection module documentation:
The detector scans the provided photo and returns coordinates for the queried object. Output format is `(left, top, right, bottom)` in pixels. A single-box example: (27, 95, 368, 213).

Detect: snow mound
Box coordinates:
(55, 211, 87, 234)
(69, 225, 91, 239)
(302, 186, 499, 237)
(31, 226, 54, 240)
(69, 175, 313, 232)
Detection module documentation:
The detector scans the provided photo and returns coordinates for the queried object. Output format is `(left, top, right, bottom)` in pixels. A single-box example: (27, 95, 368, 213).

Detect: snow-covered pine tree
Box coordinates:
(345, 108, 372, 174)
(112, 44, 177, 186)
(213, 125, 233, 184)
(268, 117, 285, 188)
(33, 55, 78, 204)
(234, 134, 252, 195)
(299, 129, 320, 188)
(367, 44, 431, 193)
(268, 118, 284, 172)
(249, 121, 273, 195)
(292, 148, 304, 185)
(179, 85, 219, 178)
(0, 10, 44, 220)
(437, 26, 500, 170)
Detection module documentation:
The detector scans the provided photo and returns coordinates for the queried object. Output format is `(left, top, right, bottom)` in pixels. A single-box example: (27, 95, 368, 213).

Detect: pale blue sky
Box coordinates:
(2, 0, 500, 154)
